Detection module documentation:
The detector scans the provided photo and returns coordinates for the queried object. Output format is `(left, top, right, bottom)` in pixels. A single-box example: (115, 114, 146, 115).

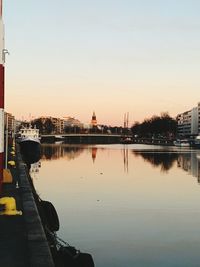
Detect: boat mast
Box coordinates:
(124, 113, 127, 129)
(123, 112, 129, 132)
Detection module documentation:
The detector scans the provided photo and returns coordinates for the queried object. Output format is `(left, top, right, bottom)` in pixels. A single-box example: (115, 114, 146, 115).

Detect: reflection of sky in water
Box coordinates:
(32, 144, 200, 267)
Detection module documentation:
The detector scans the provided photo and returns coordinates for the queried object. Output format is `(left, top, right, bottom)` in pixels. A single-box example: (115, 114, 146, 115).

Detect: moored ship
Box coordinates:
(18, 125, 40, 144)
(18, 125, 41, 164)
(173, 139, 190, 147)
(191, 136, 200, 149)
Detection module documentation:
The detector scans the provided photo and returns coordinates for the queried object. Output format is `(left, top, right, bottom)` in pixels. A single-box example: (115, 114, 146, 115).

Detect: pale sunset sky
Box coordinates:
(3, 0, 200, 126)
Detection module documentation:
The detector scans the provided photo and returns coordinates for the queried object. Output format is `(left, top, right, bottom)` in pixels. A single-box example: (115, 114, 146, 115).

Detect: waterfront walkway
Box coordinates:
(0, 144, 54, 267)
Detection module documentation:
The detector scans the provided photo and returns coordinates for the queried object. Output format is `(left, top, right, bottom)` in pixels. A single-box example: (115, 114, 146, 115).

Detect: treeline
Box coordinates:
(131, 113, 177, 138)
(31, 118, 55, 134)
(28, 118, 125, 135)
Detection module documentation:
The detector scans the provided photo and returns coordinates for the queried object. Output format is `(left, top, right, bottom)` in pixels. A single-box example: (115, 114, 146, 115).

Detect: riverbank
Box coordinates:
(0, 141, 95, 267)
(0, 143, 54, 267)
(133, 137, 174, 146)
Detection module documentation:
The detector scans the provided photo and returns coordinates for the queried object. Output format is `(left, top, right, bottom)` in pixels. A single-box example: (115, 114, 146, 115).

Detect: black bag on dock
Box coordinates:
(56, 246, 95, 267)
(75, 252, 95, 267)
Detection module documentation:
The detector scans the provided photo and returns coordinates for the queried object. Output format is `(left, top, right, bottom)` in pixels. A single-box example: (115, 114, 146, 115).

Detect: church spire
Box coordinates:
(91, 111, 97, 126)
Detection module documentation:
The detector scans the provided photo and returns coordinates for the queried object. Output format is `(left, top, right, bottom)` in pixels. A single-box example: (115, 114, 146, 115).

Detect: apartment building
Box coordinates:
(35, 116, 64, 134)
(177, 104, 199, 137)
(50, 117, 64, 134)
(63, 117, 83, 128)
(198, 102, 200, 133)
(4, 112, 15, 133)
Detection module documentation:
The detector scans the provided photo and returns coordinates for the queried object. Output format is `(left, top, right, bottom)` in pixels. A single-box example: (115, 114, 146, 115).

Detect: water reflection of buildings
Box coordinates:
(41, 144, 100, 162)
(41, 144, 84, 161)
(91, 147, 97, 163)
(177, 152, 200, 183)
(132, 150, 200, 183)
(40, 145, 200, 179)
(132, 151, 178, 173)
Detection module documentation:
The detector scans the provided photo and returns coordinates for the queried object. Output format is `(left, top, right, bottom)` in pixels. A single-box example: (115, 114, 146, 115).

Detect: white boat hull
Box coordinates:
(18, 136, 40, 144)
(174, 141, 190, 147)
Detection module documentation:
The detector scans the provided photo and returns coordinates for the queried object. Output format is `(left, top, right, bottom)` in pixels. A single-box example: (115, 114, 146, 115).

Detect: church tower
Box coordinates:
(91, 111, 97, 126)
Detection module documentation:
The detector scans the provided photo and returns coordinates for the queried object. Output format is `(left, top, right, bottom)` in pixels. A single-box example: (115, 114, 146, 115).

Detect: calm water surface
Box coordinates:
(31, 144, 200, 267)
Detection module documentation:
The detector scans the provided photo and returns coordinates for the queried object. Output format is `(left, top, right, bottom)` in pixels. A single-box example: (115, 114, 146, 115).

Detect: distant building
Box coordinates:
(33, 116, 84, 134)
(14, 120, 22, 133)
(177, 110, 191, 136)
(177, 103, 199, 136)
(63, 117, 83, 128)
(198, 102, 200, 134)
(4, 112, 15, 133)
(35, 116, 64, 134)
(91, 111, 97, 127)
(191, 107, 199, 135)
(50, 117, 64, 134)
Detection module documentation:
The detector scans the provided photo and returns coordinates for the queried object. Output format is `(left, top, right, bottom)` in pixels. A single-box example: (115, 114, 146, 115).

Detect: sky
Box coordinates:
(3, 0, 200, 126)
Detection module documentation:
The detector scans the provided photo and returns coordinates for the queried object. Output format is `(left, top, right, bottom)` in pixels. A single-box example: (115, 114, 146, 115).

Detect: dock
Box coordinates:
(0, 143, 54, 267)
(0, 140, 95, 267)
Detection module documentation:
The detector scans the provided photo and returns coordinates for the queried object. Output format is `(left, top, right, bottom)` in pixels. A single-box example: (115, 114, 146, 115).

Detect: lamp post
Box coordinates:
(0, 0, 4, 190)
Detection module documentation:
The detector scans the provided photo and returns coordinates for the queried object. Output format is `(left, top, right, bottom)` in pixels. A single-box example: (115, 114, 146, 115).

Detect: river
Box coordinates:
(30, 144, 200, 267)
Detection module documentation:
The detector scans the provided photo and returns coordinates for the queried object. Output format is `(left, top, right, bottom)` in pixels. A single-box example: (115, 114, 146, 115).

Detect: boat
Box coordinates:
(17, 125, 41, 164)
(173, 139, 190, 147)
(54, 135, 64, 144)
(18, 125, 40, 144)
(191, 136, 200, 149)
(120, 136, 133, 144)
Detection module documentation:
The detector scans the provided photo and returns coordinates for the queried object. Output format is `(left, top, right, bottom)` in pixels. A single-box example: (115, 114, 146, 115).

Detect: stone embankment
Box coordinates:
(0, 142, 54, 267)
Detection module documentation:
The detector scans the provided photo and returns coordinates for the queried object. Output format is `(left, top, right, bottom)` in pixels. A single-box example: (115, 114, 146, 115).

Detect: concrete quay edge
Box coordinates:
(16, 146, 55, 267)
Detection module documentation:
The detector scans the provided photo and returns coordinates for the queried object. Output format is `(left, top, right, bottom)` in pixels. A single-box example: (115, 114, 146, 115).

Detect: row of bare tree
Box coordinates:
(131, 112, 177, 138)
